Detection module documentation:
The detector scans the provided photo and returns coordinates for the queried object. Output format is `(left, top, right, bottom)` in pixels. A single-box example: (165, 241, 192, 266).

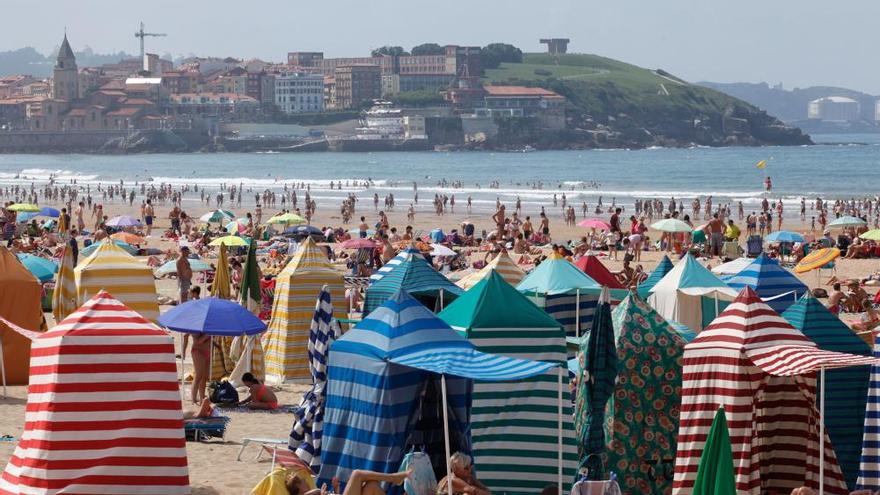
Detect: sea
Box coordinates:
(0, 133, 877, 216)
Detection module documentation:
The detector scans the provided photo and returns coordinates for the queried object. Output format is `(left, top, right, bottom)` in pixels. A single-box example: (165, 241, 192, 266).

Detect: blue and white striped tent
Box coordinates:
(364, 251, 462, 315)
(637, 254, 673, 299)
(723, 253, 808, 313)
(783, 293, 871, 489)
(319, 291, 557, 488)
(369, 247, 423, 283)
(858, 331, 880, 491)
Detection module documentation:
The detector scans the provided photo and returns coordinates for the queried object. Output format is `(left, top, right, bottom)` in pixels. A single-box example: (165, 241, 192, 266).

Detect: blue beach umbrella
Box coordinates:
(765, 230, 805, 243)
(155, 258, 212, 277)
(159, 297, 267, 337)
(16, 254, 58, 282)
(286, 225, 323, 236)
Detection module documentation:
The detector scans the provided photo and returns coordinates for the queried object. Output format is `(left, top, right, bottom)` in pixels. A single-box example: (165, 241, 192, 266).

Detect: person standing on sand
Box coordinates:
(492, 205, 506, 238)
(708, 213, 724, 257)
(144, 199, 154, 236)
(74, 201, 85, 232)
(177, 246, 193, 304)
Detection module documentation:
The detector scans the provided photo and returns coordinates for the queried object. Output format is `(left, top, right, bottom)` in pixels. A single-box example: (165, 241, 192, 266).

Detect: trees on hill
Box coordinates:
(480, 43, 523, 69)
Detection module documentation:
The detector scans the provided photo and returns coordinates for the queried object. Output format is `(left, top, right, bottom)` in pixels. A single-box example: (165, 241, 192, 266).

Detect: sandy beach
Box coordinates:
(1, 195, 877, 494)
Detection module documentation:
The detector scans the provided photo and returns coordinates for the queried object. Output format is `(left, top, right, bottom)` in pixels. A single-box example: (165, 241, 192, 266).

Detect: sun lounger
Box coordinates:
(260, 445, 310, 471)
(184, 415, 230, 442)
(236, 437, 289, 462)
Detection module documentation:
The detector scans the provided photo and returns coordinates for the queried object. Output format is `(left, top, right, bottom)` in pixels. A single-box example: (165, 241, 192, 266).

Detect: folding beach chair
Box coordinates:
(746, 235, 763, 257)
(184, 416, 230, 442)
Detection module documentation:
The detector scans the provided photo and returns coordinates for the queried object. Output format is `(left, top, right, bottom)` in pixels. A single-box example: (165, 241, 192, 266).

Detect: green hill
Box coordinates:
(480, 53, 810, 148)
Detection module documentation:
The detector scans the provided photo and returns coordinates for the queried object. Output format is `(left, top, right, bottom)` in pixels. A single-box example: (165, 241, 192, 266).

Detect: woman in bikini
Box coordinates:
(240, 372, 279, 410)
(190, 333, 212, 404)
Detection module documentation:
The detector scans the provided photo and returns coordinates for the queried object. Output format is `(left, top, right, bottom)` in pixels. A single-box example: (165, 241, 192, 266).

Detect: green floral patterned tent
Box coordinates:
(605, 292, 687, 494)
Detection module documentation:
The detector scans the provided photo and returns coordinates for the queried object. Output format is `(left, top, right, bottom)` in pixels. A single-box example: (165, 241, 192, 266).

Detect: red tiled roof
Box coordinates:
(483, 85, 561, 97)
(121, 98, 155, 106)
(65, 108, 89, 117)
(106, 107, 142, 116)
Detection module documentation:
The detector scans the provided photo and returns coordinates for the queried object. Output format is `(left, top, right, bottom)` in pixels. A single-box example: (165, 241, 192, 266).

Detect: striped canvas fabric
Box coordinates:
(540, 292, 598, 339)
(674, 287, 874, 495)
(858, 332, 880, 490)
(264, 237, 344, 383)
(51, 244, 77, 322)
(369, 247, 423, 283)
(441, 272, 577, 494)
(0, 291, 189, 495)
(784, 293, 871, 489)
(456, 251, 525, 290)
(73, 241, 160, 322)
(637, 254, 673, 298)
(364, 251, 462, 315)
(723, 253, 808, 313)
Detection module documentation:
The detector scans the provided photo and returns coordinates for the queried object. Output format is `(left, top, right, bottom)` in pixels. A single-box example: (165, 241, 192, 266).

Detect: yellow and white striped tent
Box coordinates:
(456, 251, 526, 290)
(263, 237, 344, 383)
(74, 241, 160, 322)
(52, 244, 78, 322)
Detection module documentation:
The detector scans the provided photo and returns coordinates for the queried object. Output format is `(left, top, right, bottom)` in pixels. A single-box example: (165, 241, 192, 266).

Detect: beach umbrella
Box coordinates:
(212, 246, 231, 299)
(18, 206, 60, 222)
(79, 239, 138, 257)
(225, 219, 249, 234)
(15, 254, 57, 283)
(159, 297, 267, 336)
(859, 229, 880, 241)
(575, 287, 616, 461)
(52, 245, 77, 322)
(827, 215, 867, 228)
(290, 286, 341, 473)
(199, 209, 235, 223)
(765, 230, 805, 243)
(691, 407, 736, 495)
(794, 247, 840, 273)
(577, 218, 611, 230)
(240, 239, 261, 313)
(6, 203, 40, 212)
(267, 213, 306, 226)
(711, 257, 753, 276)
(155, 258, 212, 277)
(209, 235, 248, 247)
(341, 238, 376, 249)
(650, 218, 692, 233)
(104, 215, 142, 227)
(430, 244, 456, 257)
(109, 232, 145, 245)
(286, 225, 322, 236)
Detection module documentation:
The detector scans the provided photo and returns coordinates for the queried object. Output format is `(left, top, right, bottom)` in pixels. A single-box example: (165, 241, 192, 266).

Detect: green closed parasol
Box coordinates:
(692, 407, 736, 495)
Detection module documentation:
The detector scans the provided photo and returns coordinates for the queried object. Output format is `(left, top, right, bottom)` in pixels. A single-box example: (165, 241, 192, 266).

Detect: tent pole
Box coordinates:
(819, 366, 825, 495)
(557, 366, 563, 495)
(440, 289, 444, 311)
(441, 374, 453, 495)
(575, 289, 581, 338)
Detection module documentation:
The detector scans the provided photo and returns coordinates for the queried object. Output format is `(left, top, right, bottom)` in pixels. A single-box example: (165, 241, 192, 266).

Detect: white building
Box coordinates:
(274, 72, 324, 114)
(807, 96, 860, 122)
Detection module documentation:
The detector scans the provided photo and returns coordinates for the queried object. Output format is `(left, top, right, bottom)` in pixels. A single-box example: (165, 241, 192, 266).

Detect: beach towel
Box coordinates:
(400, 451, 437, 495)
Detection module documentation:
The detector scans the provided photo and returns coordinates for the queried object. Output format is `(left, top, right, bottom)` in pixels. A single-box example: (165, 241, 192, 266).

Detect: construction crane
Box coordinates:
(134, 21, 166, 74)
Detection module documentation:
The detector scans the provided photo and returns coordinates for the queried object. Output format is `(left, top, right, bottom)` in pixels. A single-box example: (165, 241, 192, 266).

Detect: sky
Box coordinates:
(3, 0, 879, 94)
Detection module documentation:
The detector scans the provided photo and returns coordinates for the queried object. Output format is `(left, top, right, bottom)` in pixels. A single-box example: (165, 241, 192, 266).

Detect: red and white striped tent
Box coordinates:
(673, 287, 877, 495)
(0, 291, 190, 495)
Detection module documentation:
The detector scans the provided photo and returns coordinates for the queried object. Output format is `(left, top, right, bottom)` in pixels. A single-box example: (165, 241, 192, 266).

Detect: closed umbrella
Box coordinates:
(650, 218, 692, 233)
(52, 245, 77, 322)
(212, 246, 231, 299)
(209, 235, 248, 247)
(691, 407, 736, 495)
(574, 287, 616, 462)
(104, 215, 141, 227)
(199, 209, 235, 224)
(765, 230, 805, 243)
(290, 286, 341, 473)
(16, 254, 57, 282)
(240, 239, 261, 313)
(577, 218, 611, 230)
(828, 215, 867, 228)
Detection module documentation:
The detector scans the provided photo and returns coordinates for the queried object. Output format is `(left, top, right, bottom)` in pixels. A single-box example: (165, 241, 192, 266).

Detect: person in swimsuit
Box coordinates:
(284, 467, 411, 495)
(190, 333, 211, 404)
(437, 452, 491, 495)
(240, 372, 279, 410)
(144, 199, 154, 236)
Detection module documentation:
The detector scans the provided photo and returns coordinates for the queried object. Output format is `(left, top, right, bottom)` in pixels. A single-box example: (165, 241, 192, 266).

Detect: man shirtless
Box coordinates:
(144, 200, 155, 236)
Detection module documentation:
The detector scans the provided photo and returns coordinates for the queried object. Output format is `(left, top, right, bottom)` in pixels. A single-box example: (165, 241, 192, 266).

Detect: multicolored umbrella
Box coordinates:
(240, 239, 261, 313)
(794, 247, 840, 273)
(16, 254, 57, 282)
(574, 287, 616, 461)
(577, 218, 611, 230)
(51, 245, 77, 322)
(290, 286, 341, 473)
(691, 407, 736, 495)
(199, 209, 235, 223)
(224, 219, 249, 235)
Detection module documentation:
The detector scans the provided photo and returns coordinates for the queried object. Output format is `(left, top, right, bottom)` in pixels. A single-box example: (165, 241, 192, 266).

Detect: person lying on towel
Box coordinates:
(239, 372, 279, 410)
(281, 467, 411, 495)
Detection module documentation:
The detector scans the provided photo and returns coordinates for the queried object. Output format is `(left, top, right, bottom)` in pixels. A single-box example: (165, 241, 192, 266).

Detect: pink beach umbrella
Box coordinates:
(341, 238, 377, 249)
(578, 218, 611, 230)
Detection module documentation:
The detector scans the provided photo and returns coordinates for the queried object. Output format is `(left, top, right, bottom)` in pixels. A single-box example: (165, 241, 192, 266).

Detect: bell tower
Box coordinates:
(53, 32, 79, 100)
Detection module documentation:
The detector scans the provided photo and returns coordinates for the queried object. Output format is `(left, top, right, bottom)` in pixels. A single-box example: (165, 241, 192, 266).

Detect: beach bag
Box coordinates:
(400, 450, 437, 495)
(209, 380, 239, 405)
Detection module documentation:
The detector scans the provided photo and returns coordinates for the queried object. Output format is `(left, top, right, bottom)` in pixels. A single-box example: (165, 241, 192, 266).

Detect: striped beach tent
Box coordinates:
(440, 271, 577, 494)
(517, 253, 602, 338)
(290, 287, 341, 473)
(0, 246, 43, 386)
(369, 246, 423, 283)
(601, 291, 687, 495)
(637, 254, 673, 298)
(0, 291, 189, 495)
(574, 255, 625, 289)
(648, 253, 737, 332)
(783, 293, 871, 489)
(858, 332, 880, 490)
(74, 241, 159, 322)
(723, 253, 808, 313)
(264, 237, 344, 383)
(319, 291, 557, 489)
(51, 244, 77, 322)
(673, 287, 877, 495)
(363, 251, 462, 315)
(455, 251, 525, 290)
(209, 246, 235, 381)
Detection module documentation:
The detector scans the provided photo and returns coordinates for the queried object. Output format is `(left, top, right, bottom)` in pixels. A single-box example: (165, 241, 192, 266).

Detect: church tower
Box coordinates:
(52, 33, 78, 101)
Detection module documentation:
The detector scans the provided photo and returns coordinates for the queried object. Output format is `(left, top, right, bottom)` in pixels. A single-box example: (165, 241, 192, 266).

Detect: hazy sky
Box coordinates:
(3, 0, 879, 94)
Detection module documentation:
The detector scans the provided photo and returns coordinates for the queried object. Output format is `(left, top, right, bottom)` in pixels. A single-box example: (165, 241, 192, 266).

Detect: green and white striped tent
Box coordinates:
(439, 270, 577, 494)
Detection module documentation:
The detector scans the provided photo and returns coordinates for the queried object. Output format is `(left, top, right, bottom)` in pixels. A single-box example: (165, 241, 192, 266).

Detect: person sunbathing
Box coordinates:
(852, 300, 880, 334)
(285, 468, 411, 495)
(437, 452, 491, 495)
(239, 372, 278, 410)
